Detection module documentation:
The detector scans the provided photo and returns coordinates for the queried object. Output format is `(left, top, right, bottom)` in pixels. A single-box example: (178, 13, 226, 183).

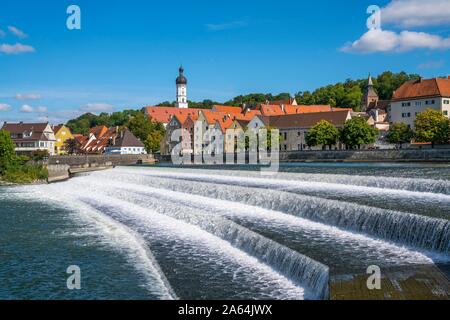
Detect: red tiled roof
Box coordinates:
(52, 125, 63, 133)
(201, 110, 229, 125)
(392, 78, 450, 100)
(212, 105, 243, 114)
(284, 105, 333, 114)
(82, 127, 118, 153)
(271, 98, 297, 106)
(1, 122, 52, 142)
(89, 126, 109, 138)
(258, 110, 351, 129)
(215, 117, 234, 133)
(233, 110, 261, 121)
(258, 104, 285, 116)
(144, 106, 204, 123)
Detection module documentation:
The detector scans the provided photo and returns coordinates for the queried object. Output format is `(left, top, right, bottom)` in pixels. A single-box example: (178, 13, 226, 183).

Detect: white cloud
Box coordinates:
(80, 103, 113, 112)
(15, 93, 41, 100)
(341, 0, 450, 54)
(20, 104, 34, 113)
(205, 20, 247, 31)
(0, 43, 35, 54)
(341, 29, 450, 53)
(36, 106, 47, 113)
(381, 0, 450, 28)
(8, 26, 27, 38)
(0, 103, 11, 111)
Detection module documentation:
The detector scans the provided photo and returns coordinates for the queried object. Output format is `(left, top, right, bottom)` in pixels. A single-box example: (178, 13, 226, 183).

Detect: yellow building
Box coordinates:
(52, 125, 74, 155)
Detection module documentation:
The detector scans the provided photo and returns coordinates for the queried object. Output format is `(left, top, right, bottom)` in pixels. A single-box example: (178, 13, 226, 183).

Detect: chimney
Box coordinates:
(448, 76, 450, 80)
(281, 104, 285, 113)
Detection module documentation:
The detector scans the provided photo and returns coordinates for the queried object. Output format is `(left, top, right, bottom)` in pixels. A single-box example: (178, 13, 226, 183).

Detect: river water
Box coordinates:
(0, 163, 449, 299)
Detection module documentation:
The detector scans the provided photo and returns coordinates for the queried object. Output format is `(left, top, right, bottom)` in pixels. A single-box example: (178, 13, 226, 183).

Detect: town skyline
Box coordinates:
(1, 0, 450, 124)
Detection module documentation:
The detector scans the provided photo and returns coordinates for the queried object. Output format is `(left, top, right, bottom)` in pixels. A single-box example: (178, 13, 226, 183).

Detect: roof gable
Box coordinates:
(392, 78, 450, 100)
(114, 129, 144, 148)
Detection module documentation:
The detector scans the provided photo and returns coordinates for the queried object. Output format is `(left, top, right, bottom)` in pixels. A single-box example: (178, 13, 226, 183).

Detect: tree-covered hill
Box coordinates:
(65, 71, 421, 134)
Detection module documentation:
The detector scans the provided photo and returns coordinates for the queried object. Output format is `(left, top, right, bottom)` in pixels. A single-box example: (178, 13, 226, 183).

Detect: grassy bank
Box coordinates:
(1, 164, 48, 184)
(0, 129, 49, 185)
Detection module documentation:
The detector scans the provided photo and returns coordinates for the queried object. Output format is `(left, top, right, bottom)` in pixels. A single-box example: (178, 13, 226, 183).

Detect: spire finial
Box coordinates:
(368, 74, 374, 86)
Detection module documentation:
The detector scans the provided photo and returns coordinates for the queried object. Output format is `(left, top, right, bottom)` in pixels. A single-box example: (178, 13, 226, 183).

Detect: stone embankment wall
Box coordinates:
(46, 154, 155, 183)
(157, 149, 450, 164)
(280, 148, 450, 162)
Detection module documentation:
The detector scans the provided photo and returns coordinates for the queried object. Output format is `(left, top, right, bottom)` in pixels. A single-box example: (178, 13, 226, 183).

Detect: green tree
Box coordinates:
(414, 109, 450, 147)
(306, 120, 339, 150)
(64, 138, 78, 155)
(66, 110, 139, 134)
(386, 123, 414, 147)
(0, 129, 16, 174)
(294, 71, 419, 111)
(145, 130, 164, 153)
(340, 117, 378, 149)
(126, 112, 158, 142)
(125, 113, 165, 153)
(374, 71, 420, 100)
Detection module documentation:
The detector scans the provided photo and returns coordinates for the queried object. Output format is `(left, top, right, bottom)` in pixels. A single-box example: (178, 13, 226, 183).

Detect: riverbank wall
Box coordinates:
(280, 148, 450, 162)
(46, 154, 155, 183)
(157, 149, 450, 164)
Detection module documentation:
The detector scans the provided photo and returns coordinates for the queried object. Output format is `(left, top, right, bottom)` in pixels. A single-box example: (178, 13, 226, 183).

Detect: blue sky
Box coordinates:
(0, 0, 449, 124)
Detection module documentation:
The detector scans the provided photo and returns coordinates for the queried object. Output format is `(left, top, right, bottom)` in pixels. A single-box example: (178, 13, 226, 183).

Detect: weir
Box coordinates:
(118, 170, 450, 254)
(82, 194, 330, 300)
(7, 165, 450, 300)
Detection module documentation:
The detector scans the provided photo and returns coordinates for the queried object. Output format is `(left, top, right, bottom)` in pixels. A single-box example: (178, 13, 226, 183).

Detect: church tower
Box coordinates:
(175, 66, 188, 108)
(361, 75, 379, 112)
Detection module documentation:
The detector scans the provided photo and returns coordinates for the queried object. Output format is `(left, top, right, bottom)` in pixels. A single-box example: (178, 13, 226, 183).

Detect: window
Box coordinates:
(444, 100, 450, 105)
(425, 100, 435, 105)
(402, 102, 411, 107)
(402, 113, 411, 118)
(297, 131, 301, 136)
(415, 101, 422, 106)
(284, 145, 287, 151)
(283, 132, 287, 140)
(444, 111, 448, 116)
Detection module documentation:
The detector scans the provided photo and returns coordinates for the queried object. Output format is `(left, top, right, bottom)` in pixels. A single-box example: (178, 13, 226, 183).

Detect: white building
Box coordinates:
(389, 77, 450, 128)
(175, 66, 188, 108)
(104, 129, 146, 155)
(1, 122, 56, 155)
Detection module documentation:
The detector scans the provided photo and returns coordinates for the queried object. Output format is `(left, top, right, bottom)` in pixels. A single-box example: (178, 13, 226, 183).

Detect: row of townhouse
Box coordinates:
(1, 122, 146, 156)
(161, 104, 358, 156)
(1, 122, 74, 156)
(73, 126, 146, 155)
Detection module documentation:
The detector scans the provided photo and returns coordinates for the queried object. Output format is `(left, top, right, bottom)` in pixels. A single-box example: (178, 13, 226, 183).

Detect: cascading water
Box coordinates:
(2, 164, 449, 299)
(124, 169, 450, 254)
(79, 194, 330, 300)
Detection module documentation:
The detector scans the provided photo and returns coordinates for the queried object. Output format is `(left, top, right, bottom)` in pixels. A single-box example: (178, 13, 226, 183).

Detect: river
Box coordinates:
(0, 163, 449, 299)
